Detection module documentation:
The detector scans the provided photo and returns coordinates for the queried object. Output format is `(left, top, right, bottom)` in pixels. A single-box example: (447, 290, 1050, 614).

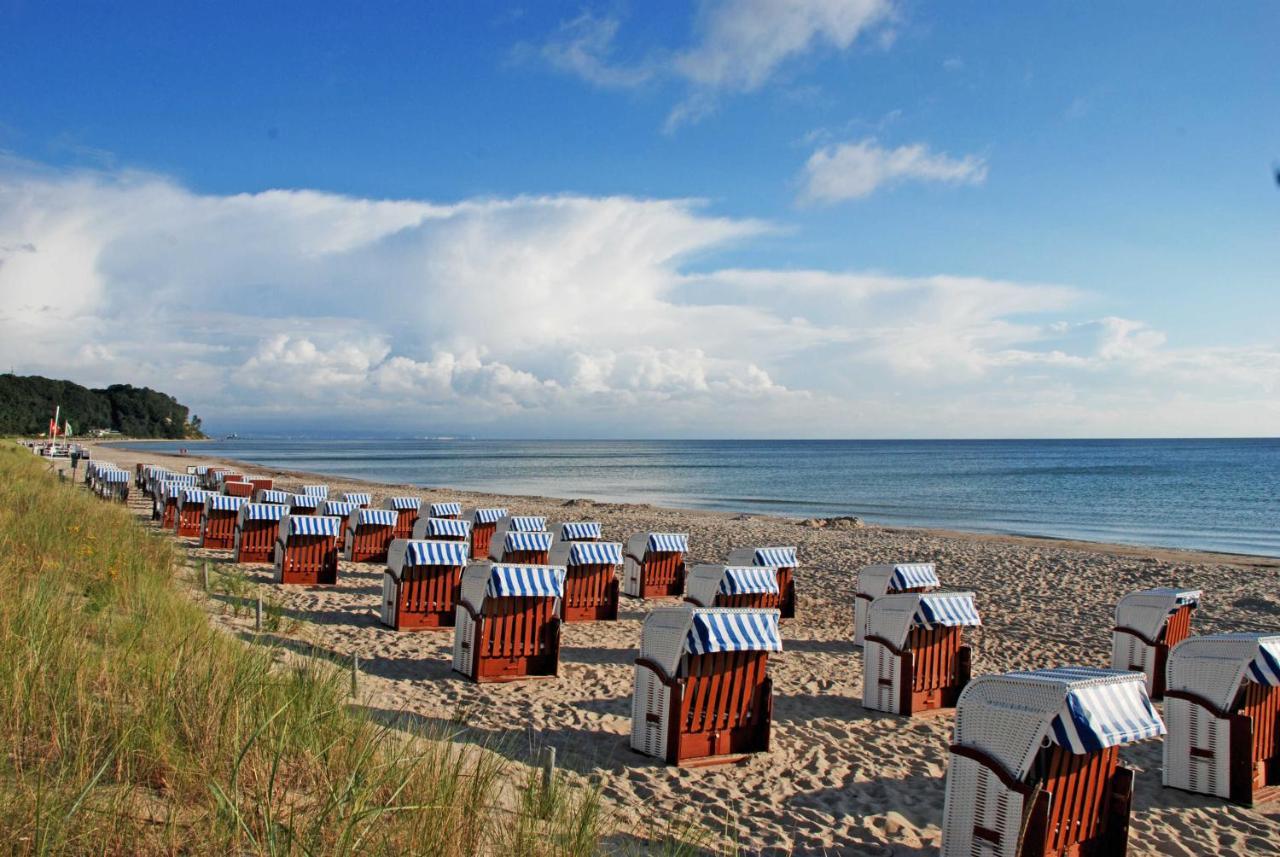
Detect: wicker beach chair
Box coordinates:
(428, 501, 462, 520)
(255, 488, 290, 505)
(485, 515, 547, 557)
(175, 488, 210, 537)
(412, 516, 473, 545)
(381, 539, 471, 630)
(99, 468, 131, 503)
(942, 668, 1164, 857)
(233, 502, 287, 564)
(273, 514, 342, 585)
(302, 484, 329, 500)
(343, 507, 399, 563)
(630, 606, 781, 766)
(855, 562, 940, 646)
(288, 493, 322, 514)
(1111, 587, 1200, 699)
(383, 496, 422, 540)
(623, 532, 690, 599)
(452, 562, 565, 683)
(465, 507, 508, 560)
(551, 521, 603, 542)
(726, 546, 799, 618)
(342, 492, 371, 508)
(548, 540, 622, 622)
(685, 564, 782, 611)
(1162, 633, 1280, 805)
(201, 494, 247, 549)
(155, 477, 195, 526)
(864, 591, 980, 716)
(489, 528, 554, 564)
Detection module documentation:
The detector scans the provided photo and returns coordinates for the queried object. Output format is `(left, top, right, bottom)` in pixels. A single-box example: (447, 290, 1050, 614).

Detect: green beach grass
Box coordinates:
(0, 444, 603, 855)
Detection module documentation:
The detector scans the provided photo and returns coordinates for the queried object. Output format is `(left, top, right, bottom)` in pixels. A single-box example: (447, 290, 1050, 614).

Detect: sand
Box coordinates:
(83, 442, 1280, 855)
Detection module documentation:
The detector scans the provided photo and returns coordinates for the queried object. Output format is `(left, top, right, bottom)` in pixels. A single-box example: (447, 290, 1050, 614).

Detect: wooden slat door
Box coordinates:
(396, 564, 463, 629)
(1030, 744, 1120, 857)
(562, 564, 619, 622)
(475, 596, 559, 680)
(675, 651, 770, 763)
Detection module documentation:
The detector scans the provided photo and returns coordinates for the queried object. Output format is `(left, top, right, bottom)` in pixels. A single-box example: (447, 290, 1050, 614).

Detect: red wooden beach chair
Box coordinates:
(488, 528, 553, 564)
(428, 501, 462, 520)
(863, 592, 980, 716)
(549, 540, 621, 622)
(381, 539, 471, 630)
(465, 507, 508, 560)
(223, 480, 253, 498)
(942, 668, 1164, 857)
(453, 562, 564, 683)
(175, 488, 210, 537)
(1111, 587, 1200, 699)
(622, 532, 689, 599)
(273, 514, 342, 585)
(685, 564, 781, 611)
(412, 516, 473, 545)
(726, 546, 798, 618)
(854, 562, 940, 645)
(1164, 633, 1280, 806)
(248, 477, 274, 494)
(343, 506, 398, 563)
(255, 488, 290, 505)
(631, 606, 780, 766)
(201, 494, 247, 549)
(341, 491, 371, 508)
(319, 500, 357, 552)
(233, 502, 287, 564)
(383, 496, 421, 540)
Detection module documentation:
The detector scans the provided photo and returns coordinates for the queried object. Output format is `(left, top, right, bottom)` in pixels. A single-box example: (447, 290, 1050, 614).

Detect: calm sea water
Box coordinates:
(121, 438, 1280, 557)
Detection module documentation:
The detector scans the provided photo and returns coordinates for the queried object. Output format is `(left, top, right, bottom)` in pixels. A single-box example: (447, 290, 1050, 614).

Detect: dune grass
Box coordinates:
(0, 445, 603, 855)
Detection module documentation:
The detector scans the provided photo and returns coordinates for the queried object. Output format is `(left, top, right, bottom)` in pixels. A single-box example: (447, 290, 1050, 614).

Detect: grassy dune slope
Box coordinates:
(0, 445, 600, 855)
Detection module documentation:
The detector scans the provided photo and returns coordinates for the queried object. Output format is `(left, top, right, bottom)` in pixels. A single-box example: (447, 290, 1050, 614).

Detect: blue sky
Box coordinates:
(1, 2, 1276, 437)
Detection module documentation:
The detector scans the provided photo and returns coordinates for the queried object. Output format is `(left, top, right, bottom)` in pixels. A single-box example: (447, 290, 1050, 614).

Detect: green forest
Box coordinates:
(0, 374, 205, 439)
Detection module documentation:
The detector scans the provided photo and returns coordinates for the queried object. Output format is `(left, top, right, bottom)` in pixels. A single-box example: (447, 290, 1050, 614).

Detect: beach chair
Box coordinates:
(1162, 633, 1280, 806)
(175, 488, 210, 537)
(942, 668, 1164, 857)
(344, 507, 399, 562)
(863, 592, 980, 716)
(489, 529, 554, 564)
(197, 467, 222, 489)
(134, 462, 148, 489)
(213, 472, 243, 490)
(465, 507, 508, 560)
(548, 540, 622, 622)
(155, 478, 194, 526)
(428, 501, 462, 519)
(622, 532, 690, 599)
(288, 493, 322, 514)
(855, 562, 940, 646)
(273, 514, 342, 585)
(631, 606, 781, 766)
(383, 496, 421, 540)
(552, 521, 603, 542)
(381, 539, 471, 630)
(726, 546, 799, 618)
(685, 564, 781, 611)
(485, 515, 547, 556)
(256, 488, 290, 505)
(248, 477, 273, 494)
(100, 468, 131, 503)
(411, 516, 473, 544)
(233, 502, 287, 564)
(302, 484, 329, 500)
(342, 492, 371, 508)
(1111, 587, 1200, 699)
(201, 494, 248, 549)
(320, 500, 357, 550)
(452, 562, 565, 683)
(223, 480, 253, 498)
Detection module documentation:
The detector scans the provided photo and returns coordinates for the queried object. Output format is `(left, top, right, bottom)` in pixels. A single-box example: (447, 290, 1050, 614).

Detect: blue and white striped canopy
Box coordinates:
(1145, 587, 1202, 607)
(194, 465, 210, 475)
(259, 489, 290, 504)
(386, 496, 421, 510)
(426, 518, 472, 537)
(505, 531, 553, 552)
(430, 502, 462, 517)
(207, 494, 247, 512)
(719, 567, 780, 595)
(243, 503, 287, 521)
(648, 533, 689, 553)
(567, 541, 623, 566)
(686, 610, 783, 656)
(405, 540, 470, 567)
(485, 565, 566, 598)
(162, 481, 187, 499)
(302, 484, 329, 498)
(1248, 639, 1280, 686)
(289, 494, 321, 509)
(914, 593, 981, 628)
(511, 515, 547, 532)
(473, 507, 508, 524)
(754, 546, 798, 567)
(170, 474, 197, 486)
(322, 501, 357, 518)
(1010, 668, 1166, 754)
(102, 469, 130, 483)
(889, 563, 939, 591)
(285, 515, 342, 537)
(356, 508, 400, 527)
(180, 488, 209, 506)
(342, 492, 371, 506)
(561, 521, 603, 540)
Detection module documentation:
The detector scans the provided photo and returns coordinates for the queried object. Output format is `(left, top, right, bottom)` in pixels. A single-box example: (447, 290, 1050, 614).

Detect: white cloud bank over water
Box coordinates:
(0, 157, 1276, 437)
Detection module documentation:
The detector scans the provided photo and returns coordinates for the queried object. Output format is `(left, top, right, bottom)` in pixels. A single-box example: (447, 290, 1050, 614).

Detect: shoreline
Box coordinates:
(102, 439, 1280, 568)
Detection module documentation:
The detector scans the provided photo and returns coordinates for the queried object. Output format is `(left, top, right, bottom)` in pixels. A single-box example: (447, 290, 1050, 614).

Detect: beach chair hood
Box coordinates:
(869, 591, 981, 650)
(458, 561, 566, 612)
(178, 488, 210, 508)
(503, 530, 553, 552)
(386, 539, 471, 579)
(237, 503, 288, 525)
(322, 500, 357, 519)
(1114, 587, 1201, 642)
(640, 606, 782, 679)
(555, 521, 603, 541)
(289, 493, 321, 510)
(429, 501, 462, 517)
(384, 496, 421, 511)
(857, 562, 939, 597)
(302, 484, 329, 498)
(415, 517, 472, 539)
(467, 507, 508, 524)
(350, 508, 399, 527)
(342, 492, 371, 506)
(727, 546, 799, 568)
(205, 494, 247, 513)
(280, 514, 342, 538)
(547, 541, 623, 566)
(257, 489, 290, 504)
(1166, 633, 1280, 713)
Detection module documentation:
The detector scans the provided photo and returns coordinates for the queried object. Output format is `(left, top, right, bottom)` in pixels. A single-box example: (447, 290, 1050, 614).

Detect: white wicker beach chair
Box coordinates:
(452, 561, 565, 682)
(864, 591, 980, 716)
(547, 540, 623, 622)
(551, 521, 603, 542)
(343, 507, 398, 562)
(464, 507, 508, 559)
(854, 562, 940, 646)
(382, 496, 422, 540)
(233, 502, 288, 563)
(341, 491, 371, 508)
(1110, 587, 1200, 698)
(201, 494, 248, 549)
(486, 517, 551, 562)
(622, 532, 690, 599)
(726, 546, 799, 617)
(411, 516, 473, 544)
(381, 539, 471, 630)
(684, 564, 781, 611)
(428, 501, 462, 519)
(273, 514, 342, 585)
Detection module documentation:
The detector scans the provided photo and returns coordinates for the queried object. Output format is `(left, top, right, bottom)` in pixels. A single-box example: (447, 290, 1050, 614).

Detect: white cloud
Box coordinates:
(538, 12, 655, 88)
(798, 137, 988, 203)
(0, 156, 1276, 437)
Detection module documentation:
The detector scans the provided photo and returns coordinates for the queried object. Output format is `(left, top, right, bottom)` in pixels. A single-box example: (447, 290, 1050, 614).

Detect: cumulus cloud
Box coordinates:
(798, 138, 988, 203)
(0, 156, 1275, 437)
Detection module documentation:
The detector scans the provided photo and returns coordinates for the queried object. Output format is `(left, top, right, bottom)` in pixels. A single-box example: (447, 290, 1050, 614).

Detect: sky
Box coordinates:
(0, 1, 1277, 438)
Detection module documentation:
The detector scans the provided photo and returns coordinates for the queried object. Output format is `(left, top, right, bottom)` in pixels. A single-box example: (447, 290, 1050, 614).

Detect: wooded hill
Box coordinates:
(0, 374, 204, 438)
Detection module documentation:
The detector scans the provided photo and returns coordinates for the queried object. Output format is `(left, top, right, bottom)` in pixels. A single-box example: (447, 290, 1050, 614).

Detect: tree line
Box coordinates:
(0, 374, 204, 438)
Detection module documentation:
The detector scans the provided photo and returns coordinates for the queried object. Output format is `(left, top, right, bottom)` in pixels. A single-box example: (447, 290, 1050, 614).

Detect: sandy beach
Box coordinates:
(91, 441, 1280, 855)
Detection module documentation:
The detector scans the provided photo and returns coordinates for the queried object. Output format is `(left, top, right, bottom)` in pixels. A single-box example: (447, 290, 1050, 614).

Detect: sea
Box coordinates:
(120, 438, 1280, 557)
